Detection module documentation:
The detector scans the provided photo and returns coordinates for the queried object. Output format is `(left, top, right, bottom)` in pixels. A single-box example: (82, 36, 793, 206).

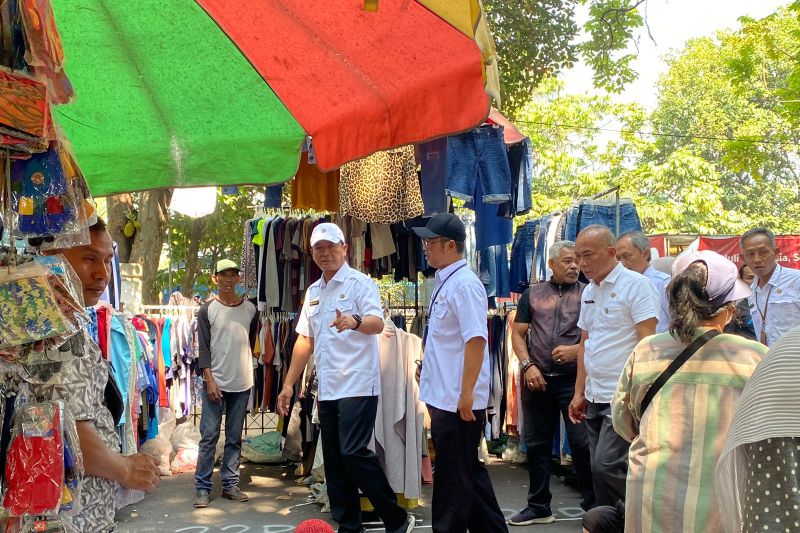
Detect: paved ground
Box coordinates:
(115, 458, 585, 532)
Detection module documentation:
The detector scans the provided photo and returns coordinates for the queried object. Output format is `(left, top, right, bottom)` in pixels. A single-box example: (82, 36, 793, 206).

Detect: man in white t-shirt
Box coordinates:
(414, 214, 508, 533)
(616, 231, 671, 333)
(569, 225, 659, 507)
(194, 259, 258, 508)
(277, 223, 414, 533)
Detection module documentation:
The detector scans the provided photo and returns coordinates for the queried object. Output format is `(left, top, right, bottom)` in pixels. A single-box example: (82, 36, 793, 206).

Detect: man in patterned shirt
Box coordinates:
(35, 219, 161, 532)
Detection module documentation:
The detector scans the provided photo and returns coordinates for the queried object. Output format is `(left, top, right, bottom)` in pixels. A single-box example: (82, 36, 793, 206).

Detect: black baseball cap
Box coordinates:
(412, 213, 466, 242)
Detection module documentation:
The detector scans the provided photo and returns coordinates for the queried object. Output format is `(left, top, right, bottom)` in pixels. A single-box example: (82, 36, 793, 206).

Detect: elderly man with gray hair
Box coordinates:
(507, 240, 595, 526)
(616, 231, 671, 333)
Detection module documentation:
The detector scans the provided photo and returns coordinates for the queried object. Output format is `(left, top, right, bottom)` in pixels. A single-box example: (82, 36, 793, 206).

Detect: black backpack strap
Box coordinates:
(640, 329, 721, 414)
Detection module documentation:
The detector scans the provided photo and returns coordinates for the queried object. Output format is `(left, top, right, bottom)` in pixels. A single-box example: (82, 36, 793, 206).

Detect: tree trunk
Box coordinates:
(180, 215, 209, 295)
(129, 189, 173, 304)
(106, 193, 135, 263)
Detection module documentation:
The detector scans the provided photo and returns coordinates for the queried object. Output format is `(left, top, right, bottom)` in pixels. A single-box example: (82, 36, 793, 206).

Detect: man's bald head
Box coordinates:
(577, 225, 615, 248)
(574, 224, 618, 283)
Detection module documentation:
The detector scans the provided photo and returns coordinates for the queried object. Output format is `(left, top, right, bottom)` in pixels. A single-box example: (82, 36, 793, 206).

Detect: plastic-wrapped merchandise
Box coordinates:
(0, 262, 89, 358)
(9, 141, 83, 241)
(36, 143, 94, 252)
(2, 401, 83, 518)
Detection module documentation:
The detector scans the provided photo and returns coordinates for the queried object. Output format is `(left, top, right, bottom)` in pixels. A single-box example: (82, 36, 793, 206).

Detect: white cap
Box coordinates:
(310, 223, 345, 247)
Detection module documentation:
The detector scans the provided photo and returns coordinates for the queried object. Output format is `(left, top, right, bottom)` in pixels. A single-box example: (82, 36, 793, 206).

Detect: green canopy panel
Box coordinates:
(51, 0, 306, 197)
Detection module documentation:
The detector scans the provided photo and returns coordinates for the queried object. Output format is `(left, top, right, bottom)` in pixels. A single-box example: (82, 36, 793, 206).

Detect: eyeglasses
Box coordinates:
(422, 238, 450, 248)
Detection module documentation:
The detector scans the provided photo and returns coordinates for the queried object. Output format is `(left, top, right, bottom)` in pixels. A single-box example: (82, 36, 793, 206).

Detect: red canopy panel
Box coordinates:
(197, 0, 490, 170)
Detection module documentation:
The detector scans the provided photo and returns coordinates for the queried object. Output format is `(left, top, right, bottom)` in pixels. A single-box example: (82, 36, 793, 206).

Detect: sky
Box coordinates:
(561, 0, 793, 109)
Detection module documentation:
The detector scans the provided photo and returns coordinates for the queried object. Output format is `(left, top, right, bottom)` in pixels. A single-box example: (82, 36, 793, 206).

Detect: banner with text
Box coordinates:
(697, 236, 800, 269)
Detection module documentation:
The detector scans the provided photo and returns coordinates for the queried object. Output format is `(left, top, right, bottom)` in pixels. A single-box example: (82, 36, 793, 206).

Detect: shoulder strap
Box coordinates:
(640, 329, 721, 414)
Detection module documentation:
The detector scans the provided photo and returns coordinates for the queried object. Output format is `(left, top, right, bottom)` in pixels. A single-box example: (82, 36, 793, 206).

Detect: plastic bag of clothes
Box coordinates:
(170, 421, 200, 452)
(140, 435, 172, 477)
(240, 431, 283, 464)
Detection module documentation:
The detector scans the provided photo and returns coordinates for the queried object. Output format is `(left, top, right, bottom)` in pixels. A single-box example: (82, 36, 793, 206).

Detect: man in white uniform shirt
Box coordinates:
(741, 227, 800, 346)
(413, 214, 508, 533)
(277, 223, 414, 533)
(569, 225, 659, 507)
(616, 231, 671, 333)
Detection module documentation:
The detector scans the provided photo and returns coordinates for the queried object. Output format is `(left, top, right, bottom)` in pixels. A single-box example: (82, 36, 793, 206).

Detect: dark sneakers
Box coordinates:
(193, 489, 210, 508)
(507, 508, 556, 526)
(221, 486, 249, 502)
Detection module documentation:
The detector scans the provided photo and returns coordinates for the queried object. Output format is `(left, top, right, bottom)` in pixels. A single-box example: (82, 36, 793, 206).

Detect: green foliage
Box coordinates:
(484, 0, 648, 117)
(649, 6, 800, 232)
(154, 188, 261, 298)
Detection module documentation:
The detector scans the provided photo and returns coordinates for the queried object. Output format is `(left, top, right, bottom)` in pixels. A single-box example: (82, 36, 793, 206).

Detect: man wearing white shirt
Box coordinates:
(616, 231, 671, 333)
(413, 214, 508, 533)
(569, 225, 659, 507)
(741, 227, 800, 346)
(277, 223, 414, 533)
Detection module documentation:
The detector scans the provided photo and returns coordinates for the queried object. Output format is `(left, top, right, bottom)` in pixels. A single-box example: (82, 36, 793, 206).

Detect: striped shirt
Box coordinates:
(612, 329, 766, 533)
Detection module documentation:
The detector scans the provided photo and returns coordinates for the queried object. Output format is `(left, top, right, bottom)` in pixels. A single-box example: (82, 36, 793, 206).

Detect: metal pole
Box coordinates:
(167, 216, 173, 301)
(615, 189, 621, 238)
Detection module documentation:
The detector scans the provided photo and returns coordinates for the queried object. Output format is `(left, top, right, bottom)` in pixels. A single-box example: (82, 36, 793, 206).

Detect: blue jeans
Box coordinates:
(418, 138, 450, 217)
(535, 215, 552, 282)
(194, 387, 251, 491)
(510, 220, 538, 293)
(446, 125, 512, 204)
(565, 199, 642, 241)
(497, 138, 533, 219)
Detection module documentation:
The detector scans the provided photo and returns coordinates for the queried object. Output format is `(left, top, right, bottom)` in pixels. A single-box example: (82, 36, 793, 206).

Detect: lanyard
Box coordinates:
(422, 264, 467, 347)
(755, 283, 774, 344)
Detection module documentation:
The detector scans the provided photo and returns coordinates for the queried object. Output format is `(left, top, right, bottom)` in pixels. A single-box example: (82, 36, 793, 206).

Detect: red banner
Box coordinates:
(649, 235, 668, 257)
(697, 236, 800, 269)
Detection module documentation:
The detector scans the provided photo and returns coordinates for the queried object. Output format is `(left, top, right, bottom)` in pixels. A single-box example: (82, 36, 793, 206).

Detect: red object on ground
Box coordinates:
(197, 0, 489, 170)
(295, 519, 335, 533)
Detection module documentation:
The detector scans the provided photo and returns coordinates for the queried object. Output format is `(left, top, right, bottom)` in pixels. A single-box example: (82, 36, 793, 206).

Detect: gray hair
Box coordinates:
(549, 240, 575, 259)
(741, 227, 776, 249)
(619, 231, 652, 254)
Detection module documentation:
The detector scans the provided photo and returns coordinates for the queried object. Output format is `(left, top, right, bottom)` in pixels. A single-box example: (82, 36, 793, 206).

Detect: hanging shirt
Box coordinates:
(748, 264, 800, 346)
(295, 263, 384, 401)
(419, 259, 491, 412)
(578, 262, 660, 404)
(644, 265, 672, 334)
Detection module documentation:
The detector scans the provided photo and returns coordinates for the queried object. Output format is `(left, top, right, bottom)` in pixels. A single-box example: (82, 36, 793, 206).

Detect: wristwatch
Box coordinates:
(352, 314, 363, 330)
(521, 359, 536, 374)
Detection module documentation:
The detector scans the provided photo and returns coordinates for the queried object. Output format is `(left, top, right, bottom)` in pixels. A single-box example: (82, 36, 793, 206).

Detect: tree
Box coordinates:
(157, 188, 261, 300)
(484, 0, 648, 117)
(514, 77, 743, 234)
(649, 6, 800, 232)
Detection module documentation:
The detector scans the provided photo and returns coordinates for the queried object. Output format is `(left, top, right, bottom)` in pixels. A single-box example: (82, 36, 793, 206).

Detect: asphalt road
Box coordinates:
(115, 458, 585, 532)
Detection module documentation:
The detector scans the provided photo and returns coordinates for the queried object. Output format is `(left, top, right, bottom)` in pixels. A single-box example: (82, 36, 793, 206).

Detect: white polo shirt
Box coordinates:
(749, 264, 800, 346)
(644, 265, 672, 334)
(420, 259, 491, 412)
(296, 263, 384, 401)
(578, 262, 659, 403)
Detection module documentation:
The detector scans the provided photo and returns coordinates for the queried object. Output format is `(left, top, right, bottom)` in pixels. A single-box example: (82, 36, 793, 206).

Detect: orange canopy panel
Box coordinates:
(197, 0, 490, 171)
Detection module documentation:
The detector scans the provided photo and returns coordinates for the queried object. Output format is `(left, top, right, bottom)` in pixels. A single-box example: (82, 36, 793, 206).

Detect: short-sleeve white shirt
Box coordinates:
(578, 262, 660, 403)
(419, 259, 491, 412)
(296, 263, 384, 401)
(644, 265, 672, 334)
(749, 265, 800, 347)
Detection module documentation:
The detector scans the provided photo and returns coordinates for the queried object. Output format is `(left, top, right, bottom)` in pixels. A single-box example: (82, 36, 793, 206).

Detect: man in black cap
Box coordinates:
(413, 214, 508, 533)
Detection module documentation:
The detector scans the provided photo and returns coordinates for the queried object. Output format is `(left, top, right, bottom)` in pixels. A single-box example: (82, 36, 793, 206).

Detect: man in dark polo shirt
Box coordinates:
(507, 240, 595, 526)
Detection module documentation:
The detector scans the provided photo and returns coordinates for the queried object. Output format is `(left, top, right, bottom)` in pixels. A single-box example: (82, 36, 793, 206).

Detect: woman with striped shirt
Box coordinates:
(588, 251, 766, 533)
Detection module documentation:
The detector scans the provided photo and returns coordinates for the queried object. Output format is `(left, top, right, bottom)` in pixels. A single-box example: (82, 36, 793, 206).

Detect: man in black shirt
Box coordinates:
(507, 240, 595, 526)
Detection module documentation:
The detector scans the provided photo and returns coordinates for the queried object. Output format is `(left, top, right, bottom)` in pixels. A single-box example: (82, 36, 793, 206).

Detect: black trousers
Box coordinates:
(429, 406, 508, 533)
(318, 396, 407, 533)
(521, 374, 595, 513)
(585, 401, 629, 507)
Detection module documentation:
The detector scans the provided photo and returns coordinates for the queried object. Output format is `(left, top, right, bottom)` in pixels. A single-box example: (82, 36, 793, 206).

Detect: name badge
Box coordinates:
(583, 300, 596, 304)
(309, 299, 319, 306)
